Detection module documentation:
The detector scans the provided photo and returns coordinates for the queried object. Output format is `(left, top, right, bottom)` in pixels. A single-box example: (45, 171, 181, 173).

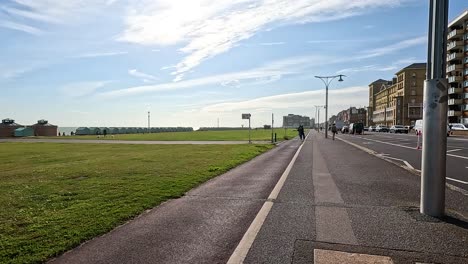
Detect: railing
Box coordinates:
(447, 52, 463, 61)
(448, 87, 462, 94)
(408, 103, 423, 108)
(449, 99, 463, 105)
(464, 93, 468, 99)
(448, 110, 462, 116)
(446, 64, 462, 72)
(448, 29, 462, 39)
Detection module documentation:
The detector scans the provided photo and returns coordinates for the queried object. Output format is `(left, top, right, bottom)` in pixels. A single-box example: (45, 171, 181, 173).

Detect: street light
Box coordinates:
(315, 75, 345, 138)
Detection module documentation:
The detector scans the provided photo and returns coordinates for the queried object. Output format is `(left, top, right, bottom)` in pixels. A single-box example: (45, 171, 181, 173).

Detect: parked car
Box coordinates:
(364, 126, 369, 131)
(375, 125, 389, 132)
(341, 126, 349, 133)
(390, 125, 408, 133)
(368, 126, 376, 132)
(449, 123, 468, 130)
(349, 122, 364, 135)
(414, 119, 451, 137)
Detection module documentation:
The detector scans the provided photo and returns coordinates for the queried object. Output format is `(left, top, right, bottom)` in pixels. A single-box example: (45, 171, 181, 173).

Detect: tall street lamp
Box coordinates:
(314, 75, 345, 138)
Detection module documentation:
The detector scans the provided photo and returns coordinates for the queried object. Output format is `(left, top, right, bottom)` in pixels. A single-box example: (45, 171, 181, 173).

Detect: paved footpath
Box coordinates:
(49, 131, 468, 264)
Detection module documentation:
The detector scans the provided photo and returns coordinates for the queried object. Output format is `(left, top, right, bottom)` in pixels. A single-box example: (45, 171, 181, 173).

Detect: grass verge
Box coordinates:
(0, 142, 274, 263)
(42, 128, 301, 141)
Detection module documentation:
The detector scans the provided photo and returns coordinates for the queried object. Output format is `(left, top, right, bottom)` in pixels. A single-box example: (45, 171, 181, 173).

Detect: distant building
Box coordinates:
(282, 114, 311, 128)
(335, 107, 367, 125)
(30, 119, 58, 136)
(446, 10, 468, 125)
(370, 63, 426, 126)
(0, 118, 23, 137)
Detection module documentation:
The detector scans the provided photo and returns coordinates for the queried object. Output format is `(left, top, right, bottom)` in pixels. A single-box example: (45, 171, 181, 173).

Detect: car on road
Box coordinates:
(414, 119, 451, 137)
(449, 123, 468, 130)
(349, 122, 364, 135)
(390, 125, 408, 134)
(341, 126, 349, 133)
(375, 125, 389, 132)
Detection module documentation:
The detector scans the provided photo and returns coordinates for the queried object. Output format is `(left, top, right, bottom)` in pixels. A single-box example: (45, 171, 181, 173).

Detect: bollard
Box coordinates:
(274, 133, 277, 142)
(416, 131, 422, 150)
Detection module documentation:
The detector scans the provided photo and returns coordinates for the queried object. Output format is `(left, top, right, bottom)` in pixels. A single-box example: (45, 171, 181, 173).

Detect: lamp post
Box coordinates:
(315, 75, 345, 138)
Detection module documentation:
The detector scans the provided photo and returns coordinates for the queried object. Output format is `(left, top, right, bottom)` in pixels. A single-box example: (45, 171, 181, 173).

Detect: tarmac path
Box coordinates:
(337, 131, 468, 192)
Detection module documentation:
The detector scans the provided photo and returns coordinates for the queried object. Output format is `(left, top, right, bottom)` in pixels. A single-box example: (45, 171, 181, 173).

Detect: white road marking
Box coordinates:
(227, 132, 307, 264)
(384, 156, 415, 170)
(447, 149, 462, 153)
(356, 137, 468, 160)
(446, 178, 468, 185)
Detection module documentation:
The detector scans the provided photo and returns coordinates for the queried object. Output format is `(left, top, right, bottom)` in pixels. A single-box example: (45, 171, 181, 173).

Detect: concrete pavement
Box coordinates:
(48, 131, 468, 264)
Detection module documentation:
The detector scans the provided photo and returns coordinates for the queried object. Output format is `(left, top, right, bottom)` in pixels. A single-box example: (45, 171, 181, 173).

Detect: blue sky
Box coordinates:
(1, 0, 467, 128)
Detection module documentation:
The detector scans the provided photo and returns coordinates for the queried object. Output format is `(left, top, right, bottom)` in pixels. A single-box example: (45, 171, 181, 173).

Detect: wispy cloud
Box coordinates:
(60, 80, 113, 97)
(98, 55, 329, 97)
(337, 65, 398, 74)
(128, 69, 158, 83)
(72, 51, 128, 58)
(117, 0, 410, 81)
(0, 20, 43, 35)
(259, 42, 286, 46)
(357, 36, 426, 59)
(200, 86, 368, 113)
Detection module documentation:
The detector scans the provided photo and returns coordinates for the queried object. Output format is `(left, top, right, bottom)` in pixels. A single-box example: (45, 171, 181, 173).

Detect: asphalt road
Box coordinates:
(336, 131, 468, 191)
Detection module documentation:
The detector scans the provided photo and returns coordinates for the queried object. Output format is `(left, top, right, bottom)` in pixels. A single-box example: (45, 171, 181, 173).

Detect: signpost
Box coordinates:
(242, 113, 251, 144)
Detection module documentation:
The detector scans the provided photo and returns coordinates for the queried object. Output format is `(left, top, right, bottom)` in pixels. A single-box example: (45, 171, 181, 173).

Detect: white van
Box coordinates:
(414, 119, 451, 136)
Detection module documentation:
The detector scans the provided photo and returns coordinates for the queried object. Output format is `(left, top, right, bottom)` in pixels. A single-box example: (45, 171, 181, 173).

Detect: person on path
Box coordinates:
(297, 125, 305, 141)
(331, 123, 337, 140)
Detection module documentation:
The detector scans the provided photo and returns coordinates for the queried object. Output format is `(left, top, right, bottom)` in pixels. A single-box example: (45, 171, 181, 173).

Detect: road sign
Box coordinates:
(242, 113, 251, 119)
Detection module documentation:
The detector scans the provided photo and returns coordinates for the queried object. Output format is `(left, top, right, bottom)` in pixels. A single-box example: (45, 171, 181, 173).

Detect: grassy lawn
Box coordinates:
(0, 142, 274, 263)
(46, 128, 301, 141)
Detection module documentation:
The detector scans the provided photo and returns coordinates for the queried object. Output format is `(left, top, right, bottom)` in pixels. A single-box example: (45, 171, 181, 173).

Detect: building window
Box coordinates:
(412, 72, 416, 78)
(411, 90, 416, 96)
(411, 98, 416, 104)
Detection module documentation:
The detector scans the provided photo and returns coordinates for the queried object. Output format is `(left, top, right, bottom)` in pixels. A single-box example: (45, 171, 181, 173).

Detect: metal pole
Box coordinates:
(248, 117, 251, 144)
(325, 84, 329, 138)
(318, 108, 320, 132)
(148, 111, 150, 132)
(420, 0, 449, 217)
(271, 113, 274, 143)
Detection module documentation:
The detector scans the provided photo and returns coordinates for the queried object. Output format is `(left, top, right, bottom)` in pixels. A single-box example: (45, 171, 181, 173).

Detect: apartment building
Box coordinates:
(369, 63, 426, 127)
(367, 79, 393, 126)
(446, 10, 468, 125)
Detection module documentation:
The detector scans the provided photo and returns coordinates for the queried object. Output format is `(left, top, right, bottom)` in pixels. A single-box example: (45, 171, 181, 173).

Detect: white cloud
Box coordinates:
(357, 36, 427, 59)
(98, 55, 328, 97)
(117, 0, 410, 81)
(200, 86, 368, 113)
(0, 20, 43, 35)
(128, 69, 158, 83)
(60, 81, 112, 97)
(337, 65, 398, 74)
(72, 51, 128, 58)
(259, 42, 286, 46)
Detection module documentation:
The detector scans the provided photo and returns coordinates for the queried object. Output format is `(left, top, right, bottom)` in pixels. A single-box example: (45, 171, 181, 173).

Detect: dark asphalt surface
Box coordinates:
(48, 139, 301, 264)
(336, 131, 468, 191)
(47, 131, 468, 264)
(245, 131, 468, 263)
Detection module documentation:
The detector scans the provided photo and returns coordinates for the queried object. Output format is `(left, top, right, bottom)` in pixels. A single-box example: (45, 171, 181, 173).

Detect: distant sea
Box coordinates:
(58, 127, 78, 136)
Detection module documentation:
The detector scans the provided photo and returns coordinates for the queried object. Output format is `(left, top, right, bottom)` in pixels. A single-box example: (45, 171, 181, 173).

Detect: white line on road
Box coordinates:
(227, 132, 307, 264)
(447, 149, 462, 153)
(355, 136, 468, 160)
(384, 156, 415, 170)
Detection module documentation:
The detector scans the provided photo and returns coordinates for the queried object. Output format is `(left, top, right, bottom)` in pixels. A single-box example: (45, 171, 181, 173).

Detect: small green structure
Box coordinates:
(75, 127, 91, 135)
(14, 127, 34, 137)
(89, 127, 101, 135)
(109, 127, 119, 134)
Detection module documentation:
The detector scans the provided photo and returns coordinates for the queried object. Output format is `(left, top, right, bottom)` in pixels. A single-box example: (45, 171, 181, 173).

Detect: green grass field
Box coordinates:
(0, 142, 274, 263)
(49, 128, 301, 141)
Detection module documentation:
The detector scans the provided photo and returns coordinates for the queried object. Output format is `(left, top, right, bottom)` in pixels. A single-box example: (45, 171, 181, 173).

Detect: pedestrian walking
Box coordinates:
(297, 125, 305, 141)
(331, 123, 337, 140)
